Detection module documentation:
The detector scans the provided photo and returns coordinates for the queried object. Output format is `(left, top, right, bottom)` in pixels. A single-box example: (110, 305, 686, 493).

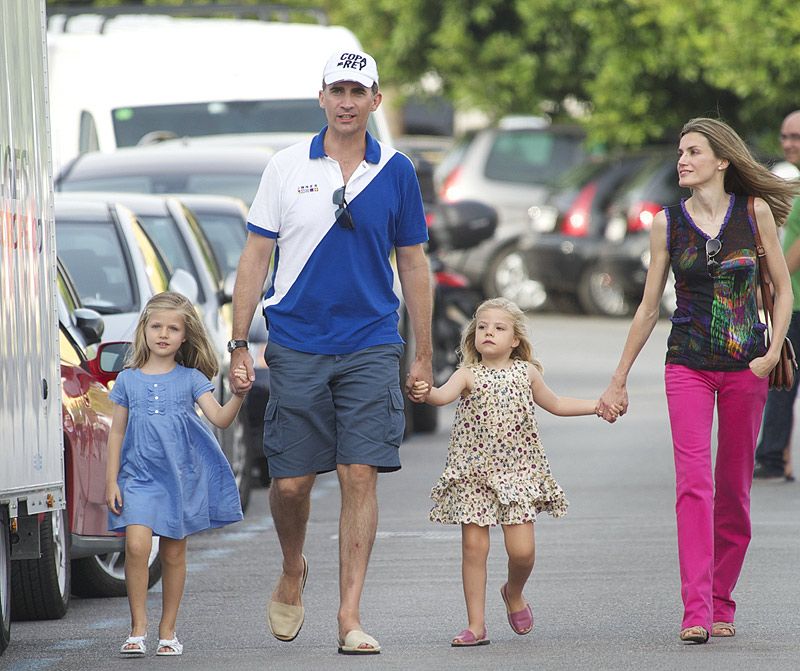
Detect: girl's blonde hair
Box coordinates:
(680, 118, 800, 226)
(459, 297, 543, 372)
(126, 291, 218, 379)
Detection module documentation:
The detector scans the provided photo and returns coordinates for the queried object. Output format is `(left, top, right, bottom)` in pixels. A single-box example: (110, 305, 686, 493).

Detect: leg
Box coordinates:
(123, 525, 153, 644)
(270, 474, 316, 605)
(336, 463, 378, 645)
(712, 369, 768, 624)
(664, 365, 716, 632)
(500, 522, 535, 611)
(461, 523, 490, 637)
(158, 536, 187, 646)
(755, 310, 800, 473)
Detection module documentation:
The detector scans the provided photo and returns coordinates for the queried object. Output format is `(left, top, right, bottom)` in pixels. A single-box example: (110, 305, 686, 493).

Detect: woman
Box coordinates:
(598, 118, 800, 644)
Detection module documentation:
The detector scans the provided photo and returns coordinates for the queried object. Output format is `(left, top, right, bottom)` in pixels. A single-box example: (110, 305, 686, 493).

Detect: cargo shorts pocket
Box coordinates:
(263, 397, 282, 457)
(384, 387, 406, 447)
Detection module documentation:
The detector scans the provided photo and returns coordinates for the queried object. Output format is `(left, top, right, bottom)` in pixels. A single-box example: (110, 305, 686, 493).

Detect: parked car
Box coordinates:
(56, 261, 162, 600)
(520, 152, 660, 315)
(56, 144, 274, 206)
(589, 155, 689, 316)
(434, 117, 588, 309)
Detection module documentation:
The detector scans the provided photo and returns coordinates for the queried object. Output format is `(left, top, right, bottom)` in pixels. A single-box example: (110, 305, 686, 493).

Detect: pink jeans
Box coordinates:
(664, 364, 768, 630)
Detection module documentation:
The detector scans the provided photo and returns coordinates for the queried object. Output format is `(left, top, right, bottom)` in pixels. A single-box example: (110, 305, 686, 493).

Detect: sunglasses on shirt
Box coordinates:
(332, 186, 355, 230)
(706, 238, 722, 274)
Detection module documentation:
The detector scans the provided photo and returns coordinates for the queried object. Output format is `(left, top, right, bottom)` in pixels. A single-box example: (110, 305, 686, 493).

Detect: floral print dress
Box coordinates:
(430, 359, 568, 526)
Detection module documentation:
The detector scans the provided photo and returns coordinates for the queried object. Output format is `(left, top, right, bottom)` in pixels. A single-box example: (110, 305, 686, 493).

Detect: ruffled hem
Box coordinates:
(430, 472, 568, 524)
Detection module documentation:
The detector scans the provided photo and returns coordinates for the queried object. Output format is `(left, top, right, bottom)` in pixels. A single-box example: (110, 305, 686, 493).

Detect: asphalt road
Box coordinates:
(4, 314, 800, 671)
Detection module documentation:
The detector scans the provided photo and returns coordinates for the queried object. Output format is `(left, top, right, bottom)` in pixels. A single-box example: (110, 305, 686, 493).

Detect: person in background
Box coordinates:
(229, 49, 432, 655)
(754, 109, 800, 481)
(597, 118, 799, 644)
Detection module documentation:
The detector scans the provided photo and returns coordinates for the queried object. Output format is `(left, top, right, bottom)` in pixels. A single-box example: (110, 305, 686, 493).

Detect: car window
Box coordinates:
(59, 327, 83, 367)
(189, 211, 246, 276)
(56, 219, 138, 314)
(182, 205, 223, 285)
(185, 174, 261, 205)
(485, 130, 585, 185)
(130, 220, 171, 294)
(110, 98, 381, 148)
(434, 134, 473, 185)
(57, 265, 80, 316)
(60, 175, 152, 193)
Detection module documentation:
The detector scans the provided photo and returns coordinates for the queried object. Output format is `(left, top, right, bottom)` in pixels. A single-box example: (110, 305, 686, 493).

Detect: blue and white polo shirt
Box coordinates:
(247, 127, 428, 355)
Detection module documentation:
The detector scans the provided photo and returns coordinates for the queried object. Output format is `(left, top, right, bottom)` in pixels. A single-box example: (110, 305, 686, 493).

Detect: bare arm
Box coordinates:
(784, 236, 800, 275)
(752, 197, 793, 377)
(196, 390, 245, 429)
(230, 232, 275, 393)
(529, 364, 599, 416)
(598, 211, 671, 419)
(411, 367, 473, 406)
(105, 404, 128, 514)
(396, 243, 433, 395)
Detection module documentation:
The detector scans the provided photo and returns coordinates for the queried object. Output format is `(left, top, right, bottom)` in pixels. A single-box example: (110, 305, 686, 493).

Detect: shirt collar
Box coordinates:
(309, 126, 381, 164)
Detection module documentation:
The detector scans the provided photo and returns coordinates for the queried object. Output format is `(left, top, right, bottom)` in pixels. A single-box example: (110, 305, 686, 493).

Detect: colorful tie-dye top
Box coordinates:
(665, 193, 767, 370)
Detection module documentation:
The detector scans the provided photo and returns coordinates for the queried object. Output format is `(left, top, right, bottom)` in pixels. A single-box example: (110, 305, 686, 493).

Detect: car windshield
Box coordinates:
(190, 211, 247, 276)
(112, 99, 328, 147)
(484, 130, 586, 186)
(136, 214, 206, 302)
(56, 220, 137, 314)
(60, 172, 263, 206)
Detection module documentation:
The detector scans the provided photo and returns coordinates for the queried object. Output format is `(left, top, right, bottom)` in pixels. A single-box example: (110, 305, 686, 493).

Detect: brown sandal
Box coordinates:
(711, 622, 735, 637)
(679, 626, 709, 644)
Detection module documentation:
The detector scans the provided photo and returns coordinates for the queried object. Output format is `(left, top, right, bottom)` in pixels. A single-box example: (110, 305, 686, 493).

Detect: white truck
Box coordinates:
(1, 0, 67, 655)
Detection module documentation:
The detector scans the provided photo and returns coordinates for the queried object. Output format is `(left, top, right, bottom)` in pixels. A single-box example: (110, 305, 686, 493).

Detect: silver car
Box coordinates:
(434, 117, 587, 309)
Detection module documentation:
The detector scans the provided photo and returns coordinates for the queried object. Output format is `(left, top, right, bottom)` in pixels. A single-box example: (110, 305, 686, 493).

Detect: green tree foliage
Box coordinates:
(46, 0, 800, 149)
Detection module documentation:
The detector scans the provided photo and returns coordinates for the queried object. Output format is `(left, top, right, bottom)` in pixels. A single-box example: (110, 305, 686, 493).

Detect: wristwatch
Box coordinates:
(227, 339, 249, 354)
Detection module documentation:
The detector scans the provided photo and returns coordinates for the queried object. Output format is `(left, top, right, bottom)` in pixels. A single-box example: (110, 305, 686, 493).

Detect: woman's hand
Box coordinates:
(749, 354, 777, 379)
(106, 483, 123, 515)
(598, 380, 629, 422)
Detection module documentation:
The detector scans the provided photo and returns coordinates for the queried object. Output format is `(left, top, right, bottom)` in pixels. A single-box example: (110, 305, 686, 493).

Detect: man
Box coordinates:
(229, 49, 432, 654)
(755, 109, 800, 481)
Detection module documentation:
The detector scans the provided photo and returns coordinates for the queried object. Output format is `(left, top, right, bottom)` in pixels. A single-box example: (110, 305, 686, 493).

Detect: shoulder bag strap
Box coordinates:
(748, 195, 774, 345)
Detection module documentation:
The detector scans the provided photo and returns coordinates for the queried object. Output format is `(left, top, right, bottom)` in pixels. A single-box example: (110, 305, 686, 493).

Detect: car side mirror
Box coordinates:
(73, 307, 104, 346)
(168, 268, 199, 304)
(87, 341, 131, 386)
(219, 271, 236, 305)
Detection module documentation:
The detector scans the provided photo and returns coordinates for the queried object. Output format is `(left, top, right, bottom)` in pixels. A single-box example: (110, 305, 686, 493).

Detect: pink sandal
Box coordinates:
(451, 628, 490, 647)
(500, 583, 533, 635)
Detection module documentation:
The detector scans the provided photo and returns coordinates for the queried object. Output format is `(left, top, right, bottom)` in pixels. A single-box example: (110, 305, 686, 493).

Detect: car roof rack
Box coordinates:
(48, 3, 329, 33)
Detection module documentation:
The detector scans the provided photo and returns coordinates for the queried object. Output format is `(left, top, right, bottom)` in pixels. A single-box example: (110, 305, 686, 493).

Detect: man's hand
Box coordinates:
(230, 347, 255, 395)
(405, 356, 433, 401)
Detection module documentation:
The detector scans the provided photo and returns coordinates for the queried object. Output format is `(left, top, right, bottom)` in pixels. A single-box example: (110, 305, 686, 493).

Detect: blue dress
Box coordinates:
(108, 365, 243, 539)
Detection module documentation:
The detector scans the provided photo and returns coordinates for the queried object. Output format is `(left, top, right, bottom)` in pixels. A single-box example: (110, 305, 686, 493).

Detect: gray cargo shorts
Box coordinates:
(263, 341, 406, 478)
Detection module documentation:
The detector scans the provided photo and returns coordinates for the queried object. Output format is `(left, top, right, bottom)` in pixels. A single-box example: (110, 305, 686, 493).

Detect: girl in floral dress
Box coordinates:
(411, 298, 617, 646)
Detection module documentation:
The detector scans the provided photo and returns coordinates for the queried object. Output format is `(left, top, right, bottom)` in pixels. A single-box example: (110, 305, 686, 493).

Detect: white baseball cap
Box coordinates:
(323, 49, 379, 88)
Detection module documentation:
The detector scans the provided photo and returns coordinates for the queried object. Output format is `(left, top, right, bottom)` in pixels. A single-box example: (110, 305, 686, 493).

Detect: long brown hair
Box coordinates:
(126, 292, 218, 379)
(680, 118, 800, 225)
(459, 297, 543, 372)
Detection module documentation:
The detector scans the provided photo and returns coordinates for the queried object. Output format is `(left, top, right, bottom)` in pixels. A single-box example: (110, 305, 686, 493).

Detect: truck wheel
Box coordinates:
(577, 264, 630, 317)
(484, 243, 547, 311)
(71, 539, 161, 598)
(11, 509, 70, 621)
(1, 509, 11, 653)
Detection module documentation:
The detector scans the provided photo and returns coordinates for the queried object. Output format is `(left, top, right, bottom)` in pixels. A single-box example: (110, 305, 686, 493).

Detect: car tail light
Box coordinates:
(435, 269, 470, 288)
(425, 210, 436, 228)
(560, 182, 598, 236)
(439, 167, 465, 202)
(627, 201, 662, 232)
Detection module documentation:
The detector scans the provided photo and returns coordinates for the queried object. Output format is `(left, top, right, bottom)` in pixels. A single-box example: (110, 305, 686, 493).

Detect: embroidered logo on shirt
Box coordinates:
(297, 184, 320, 194)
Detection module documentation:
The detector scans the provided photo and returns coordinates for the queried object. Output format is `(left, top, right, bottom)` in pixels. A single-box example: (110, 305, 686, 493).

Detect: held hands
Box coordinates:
(232, 364, 251, 398)
(409, 379, 431, 403)
(106, 482, 123, 515)
(596, 380, 629, 423)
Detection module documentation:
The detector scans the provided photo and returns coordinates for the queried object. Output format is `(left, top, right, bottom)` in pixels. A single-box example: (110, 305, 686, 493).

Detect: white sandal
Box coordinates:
(120, 634, 147, 655)
(156, 635, 183, 656)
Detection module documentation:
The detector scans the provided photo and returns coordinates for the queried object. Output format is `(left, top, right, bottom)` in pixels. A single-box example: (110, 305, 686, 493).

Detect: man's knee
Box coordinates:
(272, 474, 315, 504)
(337, 464, 378, 494)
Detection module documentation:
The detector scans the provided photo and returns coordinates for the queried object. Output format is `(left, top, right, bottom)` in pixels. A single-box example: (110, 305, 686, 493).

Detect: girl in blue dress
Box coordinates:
(105, 292, 250, 657)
